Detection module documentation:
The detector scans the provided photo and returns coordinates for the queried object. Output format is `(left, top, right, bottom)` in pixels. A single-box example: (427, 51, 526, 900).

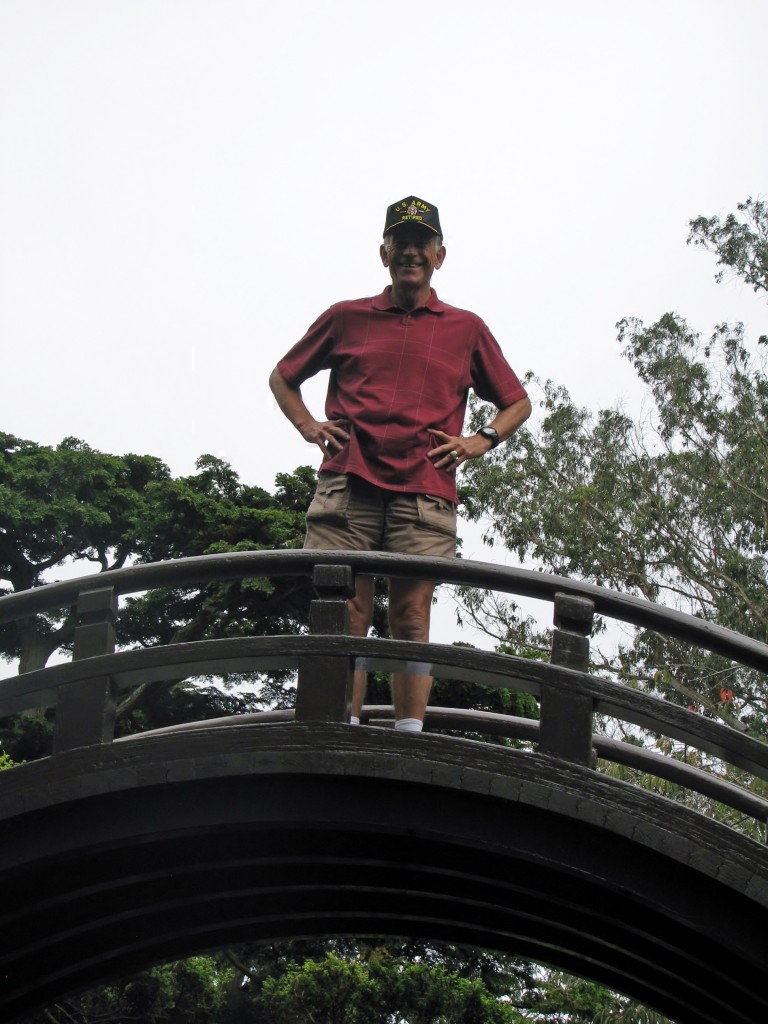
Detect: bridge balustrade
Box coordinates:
(1, 549, 768, 835)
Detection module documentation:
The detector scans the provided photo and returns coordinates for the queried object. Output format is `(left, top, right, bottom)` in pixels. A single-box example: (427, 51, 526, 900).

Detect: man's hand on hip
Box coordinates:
(300, 418, 350, 459)
(427, 428, 493, 472)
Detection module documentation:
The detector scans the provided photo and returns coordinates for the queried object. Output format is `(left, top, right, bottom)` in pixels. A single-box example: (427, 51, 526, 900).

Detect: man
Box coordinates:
(269, 196, 531, 732)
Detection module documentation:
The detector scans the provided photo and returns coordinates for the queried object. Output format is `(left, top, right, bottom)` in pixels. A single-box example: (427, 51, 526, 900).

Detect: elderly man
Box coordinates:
(269, 196, 531, 731)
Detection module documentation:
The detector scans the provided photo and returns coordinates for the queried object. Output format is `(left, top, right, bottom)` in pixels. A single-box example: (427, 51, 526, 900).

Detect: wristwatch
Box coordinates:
(476, 425, 500, 448)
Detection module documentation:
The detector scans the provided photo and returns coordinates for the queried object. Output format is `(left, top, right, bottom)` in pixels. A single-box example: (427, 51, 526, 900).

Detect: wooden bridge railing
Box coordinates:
(1, 550, 768, 833)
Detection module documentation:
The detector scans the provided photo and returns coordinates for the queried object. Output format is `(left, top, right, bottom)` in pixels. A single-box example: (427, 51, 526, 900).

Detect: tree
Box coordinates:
(116, 457, 316, 649)
(211, 944, 527, 1024)
(0, 436, 318, 758)
(519, 968, 671, 1024)
(256, 950, 388, 1024)
(688, 195, 768, 295)
(14, 957, 233, 1024)
(14, 940, 676, 1024)
(0, 434, 318, 669)
(12, 943, 533, 1024)
(459, 197, 768, 742)
(0, 433, 169, 672)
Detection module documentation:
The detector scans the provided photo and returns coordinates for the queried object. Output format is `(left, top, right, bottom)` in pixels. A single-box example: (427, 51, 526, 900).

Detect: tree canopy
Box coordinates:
(460, 197, 768, 739)
(0, 433, 169, 672)
(0, 438, 319, 756)
(12, 940, 671, 1024)
(688, 195, 768, 295)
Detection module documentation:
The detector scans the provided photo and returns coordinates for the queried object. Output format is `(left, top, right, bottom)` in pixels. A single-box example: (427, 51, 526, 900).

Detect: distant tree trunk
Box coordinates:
(17, 621, 57, 675)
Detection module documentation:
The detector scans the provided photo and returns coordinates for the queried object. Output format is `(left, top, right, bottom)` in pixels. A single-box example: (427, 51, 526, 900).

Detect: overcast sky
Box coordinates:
(2, 1, 767, 637)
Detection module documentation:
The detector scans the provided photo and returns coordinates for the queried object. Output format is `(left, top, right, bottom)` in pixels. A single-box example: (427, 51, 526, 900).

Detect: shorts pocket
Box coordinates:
(306, 473, 351, 523)
(416, 493, 457, 537)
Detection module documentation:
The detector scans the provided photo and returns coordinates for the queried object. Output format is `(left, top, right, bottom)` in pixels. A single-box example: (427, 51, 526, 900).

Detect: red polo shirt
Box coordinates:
(277, 287, 527, 503)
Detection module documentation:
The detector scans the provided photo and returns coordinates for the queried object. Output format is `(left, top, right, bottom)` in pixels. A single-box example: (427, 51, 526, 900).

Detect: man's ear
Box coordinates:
(380, 243, 390, 267)
(434, 244, 447, 269)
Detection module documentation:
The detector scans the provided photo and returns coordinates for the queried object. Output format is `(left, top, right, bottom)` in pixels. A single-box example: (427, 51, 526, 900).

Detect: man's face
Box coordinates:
(380, 226, 446, 291)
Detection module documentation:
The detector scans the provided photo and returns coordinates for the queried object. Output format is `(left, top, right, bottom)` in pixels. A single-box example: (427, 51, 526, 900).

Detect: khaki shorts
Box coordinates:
(304, 473, 457, 558)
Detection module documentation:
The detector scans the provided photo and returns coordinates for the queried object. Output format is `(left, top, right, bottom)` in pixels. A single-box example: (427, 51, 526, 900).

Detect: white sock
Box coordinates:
(350, 716, 360, 726)
(394, 718, 423, 733)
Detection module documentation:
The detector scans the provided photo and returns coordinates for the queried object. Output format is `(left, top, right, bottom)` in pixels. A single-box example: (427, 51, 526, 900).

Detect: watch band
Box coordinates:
(477, 425, 500, 448)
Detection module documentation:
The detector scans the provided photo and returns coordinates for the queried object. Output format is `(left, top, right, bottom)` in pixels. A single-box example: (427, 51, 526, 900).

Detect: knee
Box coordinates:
(389, 599, 431, 643)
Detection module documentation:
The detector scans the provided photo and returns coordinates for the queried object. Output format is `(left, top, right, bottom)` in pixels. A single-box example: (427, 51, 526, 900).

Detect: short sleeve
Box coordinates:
(276, 306, 338, 386)
(469, 319, 527, 408)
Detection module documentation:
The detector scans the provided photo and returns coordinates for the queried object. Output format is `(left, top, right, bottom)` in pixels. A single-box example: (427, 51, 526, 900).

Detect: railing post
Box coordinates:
(295, 564, 356, 722)
(539, 592, 595, 767)
(53, 587, 118, 753)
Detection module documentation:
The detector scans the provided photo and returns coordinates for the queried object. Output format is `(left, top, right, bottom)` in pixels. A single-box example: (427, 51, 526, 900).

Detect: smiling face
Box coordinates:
(380, 225, 446, 305)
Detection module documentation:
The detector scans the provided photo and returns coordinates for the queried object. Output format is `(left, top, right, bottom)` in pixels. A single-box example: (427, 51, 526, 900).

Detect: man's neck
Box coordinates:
(389, 283, 432, 312)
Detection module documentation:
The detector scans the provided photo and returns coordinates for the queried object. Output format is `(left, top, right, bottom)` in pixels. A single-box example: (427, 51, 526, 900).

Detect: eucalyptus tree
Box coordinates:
(460, 197, 768, 740)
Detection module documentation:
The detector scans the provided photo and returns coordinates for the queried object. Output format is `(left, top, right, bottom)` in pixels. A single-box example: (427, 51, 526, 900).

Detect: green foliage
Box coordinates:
(16, 943, 534, 1024)
(688, 195, 768, 296)
(108, 458, 317, 734)
(0, 709, 53, 763)
(16, 931, 668, 1024)
(0, 432, 169, 590)
(0, 432, 169, 672)
(113, 679, 265, 737)
(0, 443, 318, 754)
(118, 456, 315, 646)
(247, 945, 527, 1024)
(0, 749, 20, 770)
(0, 436, 316, 673)
(16, 957, 233, 1024)
(520, 969, 672, 1023)
(461, 197, 768, 739)
(257, 950, 384, 1023)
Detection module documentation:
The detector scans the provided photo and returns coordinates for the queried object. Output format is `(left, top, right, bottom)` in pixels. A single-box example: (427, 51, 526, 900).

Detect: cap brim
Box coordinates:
(383, 221, 440, 235)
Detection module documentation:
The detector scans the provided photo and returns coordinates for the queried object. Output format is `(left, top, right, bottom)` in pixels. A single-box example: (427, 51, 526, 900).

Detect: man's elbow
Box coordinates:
(269, 366, 287, 397)
(507, 395, 532, 428)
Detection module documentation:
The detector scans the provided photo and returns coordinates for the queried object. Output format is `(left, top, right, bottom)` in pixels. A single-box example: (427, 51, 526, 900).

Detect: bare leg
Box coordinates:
(348, 575, 374, 719)
(387, 578, 436, 722)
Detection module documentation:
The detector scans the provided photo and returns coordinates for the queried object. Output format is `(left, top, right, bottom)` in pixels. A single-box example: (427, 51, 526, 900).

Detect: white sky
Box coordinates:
(2, 0, 767, 641)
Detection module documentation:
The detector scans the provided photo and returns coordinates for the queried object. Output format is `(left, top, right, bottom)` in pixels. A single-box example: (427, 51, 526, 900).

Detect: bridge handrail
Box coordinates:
(1, 550, 767, 834)
(1, 632, 763, 762)
(1, 549, 768, 672)
(3, 633, 768, 826)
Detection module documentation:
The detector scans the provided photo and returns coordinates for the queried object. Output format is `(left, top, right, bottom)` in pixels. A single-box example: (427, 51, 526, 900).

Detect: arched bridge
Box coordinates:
(1, 551, 768, 1023)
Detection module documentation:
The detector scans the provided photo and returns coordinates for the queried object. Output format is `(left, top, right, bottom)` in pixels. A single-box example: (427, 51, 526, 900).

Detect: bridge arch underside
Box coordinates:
(1, 724, 767, 1024)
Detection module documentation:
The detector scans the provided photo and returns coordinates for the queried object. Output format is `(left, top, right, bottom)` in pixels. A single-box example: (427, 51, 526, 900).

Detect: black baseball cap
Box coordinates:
(383, 196, 442, 237)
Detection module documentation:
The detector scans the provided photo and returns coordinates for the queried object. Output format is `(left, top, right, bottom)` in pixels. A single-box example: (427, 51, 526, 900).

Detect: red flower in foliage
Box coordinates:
(719, 687, 734, 705)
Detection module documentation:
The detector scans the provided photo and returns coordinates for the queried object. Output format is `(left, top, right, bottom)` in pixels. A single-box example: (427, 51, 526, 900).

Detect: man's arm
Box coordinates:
(269, 367, 350, 459)
(427, 395, 532, 472)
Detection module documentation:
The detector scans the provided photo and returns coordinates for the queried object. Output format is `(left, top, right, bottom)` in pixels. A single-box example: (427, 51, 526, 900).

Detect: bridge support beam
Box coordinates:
(295, 564, 356, 722)
(53, 587, 118, 753)
(539, 592, 595, 766)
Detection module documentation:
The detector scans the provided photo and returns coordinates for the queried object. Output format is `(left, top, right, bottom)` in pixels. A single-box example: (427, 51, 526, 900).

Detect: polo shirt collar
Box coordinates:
(372, 287, 446, 314)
